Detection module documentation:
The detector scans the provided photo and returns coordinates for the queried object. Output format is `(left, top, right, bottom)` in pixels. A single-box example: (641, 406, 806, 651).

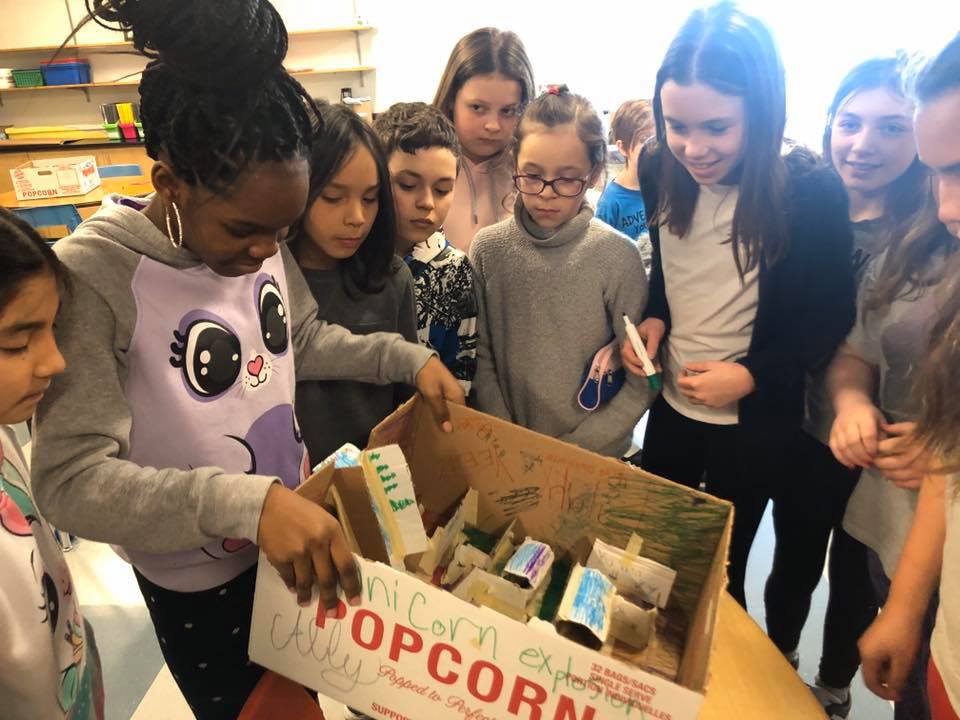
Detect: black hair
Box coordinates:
(823, 55, 927, 227)
(914, 33, 960, 103)
(83, 0, 316, 193)
(373, 102, 461, 164)
(651, 1, 787, 277)
(0, 208, 70, 312)
(288, 102, 397, 297)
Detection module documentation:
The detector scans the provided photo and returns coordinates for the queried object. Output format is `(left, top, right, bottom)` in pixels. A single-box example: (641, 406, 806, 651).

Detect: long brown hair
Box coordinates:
(432, 27, 535, 122)
(864, 189, 956, 312)
(823, 54, 955, 313)
(913, 262, 960, 471)
(823, 55, 927, 230)
(909, 33, 960, 470)
(651, 2, 787, 278)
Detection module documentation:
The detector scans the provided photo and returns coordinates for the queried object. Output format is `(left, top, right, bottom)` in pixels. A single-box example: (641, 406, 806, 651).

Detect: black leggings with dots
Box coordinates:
(135, 564, 265, 720)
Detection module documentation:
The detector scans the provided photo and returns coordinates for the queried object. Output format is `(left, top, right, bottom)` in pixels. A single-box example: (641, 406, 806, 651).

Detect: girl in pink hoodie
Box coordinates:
(432, 27, 536, 253)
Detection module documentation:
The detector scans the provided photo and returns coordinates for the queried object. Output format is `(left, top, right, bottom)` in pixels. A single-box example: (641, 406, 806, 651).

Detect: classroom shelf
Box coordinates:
(0, 80, 140, 93)
(290, 26, 375, 39)
(0, 40, 133, 55)
(0, 26, 374, 106)
(0, 67, 375, 96)
(290, 66, 375, 77)
(0, 26, 375, 55)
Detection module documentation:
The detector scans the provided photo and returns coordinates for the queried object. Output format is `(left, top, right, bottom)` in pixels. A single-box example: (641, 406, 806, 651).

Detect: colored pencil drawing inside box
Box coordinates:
(249, 399, 733, 720)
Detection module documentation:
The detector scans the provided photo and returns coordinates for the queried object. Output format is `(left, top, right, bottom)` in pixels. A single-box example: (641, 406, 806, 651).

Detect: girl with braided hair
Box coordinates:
(30, 2, 462, 717)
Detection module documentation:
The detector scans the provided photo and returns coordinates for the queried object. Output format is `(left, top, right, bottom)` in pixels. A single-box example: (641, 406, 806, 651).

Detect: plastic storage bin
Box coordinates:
(40, 59, 91, 86)
(12, 68, 44, 88)
(119, 123, 138, 140)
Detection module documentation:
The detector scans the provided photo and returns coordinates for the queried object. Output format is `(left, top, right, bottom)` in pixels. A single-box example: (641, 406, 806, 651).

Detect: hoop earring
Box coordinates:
(165, 200, 183, 249)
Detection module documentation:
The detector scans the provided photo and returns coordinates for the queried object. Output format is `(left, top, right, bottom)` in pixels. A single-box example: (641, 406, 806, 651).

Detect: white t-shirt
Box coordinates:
(0, 426, 103, 719)
(931, 477, 960, 714)
(660, 184, 759, 424)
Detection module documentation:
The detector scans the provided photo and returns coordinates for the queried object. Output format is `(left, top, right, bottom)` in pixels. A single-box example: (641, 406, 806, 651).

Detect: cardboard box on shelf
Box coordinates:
(10, 155, 101, 200)
(250, 399, 732, 720)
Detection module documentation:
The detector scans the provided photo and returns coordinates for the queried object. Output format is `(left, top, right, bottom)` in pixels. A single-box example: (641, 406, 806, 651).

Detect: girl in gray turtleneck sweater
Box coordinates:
(469, 87, 653, 457)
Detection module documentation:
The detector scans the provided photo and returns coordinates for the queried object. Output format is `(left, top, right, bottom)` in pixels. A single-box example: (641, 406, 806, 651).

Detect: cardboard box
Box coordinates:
(10, 155, 101, 200)
(250, 400, 732, 720)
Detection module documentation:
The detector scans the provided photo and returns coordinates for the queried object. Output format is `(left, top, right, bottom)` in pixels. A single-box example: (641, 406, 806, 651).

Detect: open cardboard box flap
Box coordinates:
(252, 399, 732, 720)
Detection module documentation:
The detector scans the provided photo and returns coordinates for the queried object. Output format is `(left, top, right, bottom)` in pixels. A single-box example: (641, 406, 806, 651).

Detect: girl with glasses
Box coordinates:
(470, 85, 654, 457)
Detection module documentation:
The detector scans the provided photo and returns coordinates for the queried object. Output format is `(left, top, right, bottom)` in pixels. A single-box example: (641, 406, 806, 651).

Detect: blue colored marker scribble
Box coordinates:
(570, 568, 614, 635)
(334, 447, 362, 468)
(505, 541, 552, 585)
(313, 443, 362, 472)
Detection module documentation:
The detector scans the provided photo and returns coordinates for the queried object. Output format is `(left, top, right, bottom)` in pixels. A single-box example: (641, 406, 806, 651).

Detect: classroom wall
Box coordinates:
(362, 0, 958, 147)
(2, 0, 958, 148)
(0, 0, 375, 130)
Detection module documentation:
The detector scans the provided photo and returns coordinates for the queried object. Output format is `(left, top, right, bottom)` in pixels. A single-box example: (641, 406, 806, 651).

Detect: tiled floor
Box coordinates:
(744, 506, 892, 720)
(65, 540, 165, 719)
(65, 529, 347, 720)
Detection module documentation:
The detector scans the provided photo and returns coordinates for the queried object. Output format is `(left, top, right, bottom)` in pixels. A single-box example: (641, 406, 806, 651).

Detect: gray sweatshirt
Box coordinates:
(295, 256, 418, 463)
(470, 204, 653, 457)
(31, 195, 433, 592)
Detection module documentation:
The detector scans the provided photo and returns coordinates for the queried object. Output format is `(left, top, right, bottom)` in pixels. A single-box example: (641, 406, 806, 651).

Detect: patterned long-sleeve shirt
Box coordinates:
(405, 232, 478, 395)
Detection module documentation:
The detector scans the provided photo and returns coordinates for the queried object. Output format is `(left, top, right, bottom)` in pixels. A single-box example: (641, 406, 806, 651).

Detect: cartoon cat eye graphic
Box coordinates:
(170, 318, 242, 398)
(258, 278, 288, 355)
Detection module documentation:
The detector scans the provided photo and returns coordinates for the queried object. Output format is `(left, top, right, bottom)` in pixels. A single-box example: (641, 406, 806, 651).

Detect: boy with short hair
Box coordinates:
(596, 99, 655, 273)
(374, 102, 478, 394)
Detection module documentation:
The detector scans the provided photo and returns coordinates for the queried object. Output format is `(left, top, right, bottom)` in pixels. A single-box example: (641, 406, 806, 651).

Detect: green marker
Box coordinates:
(623, 314, 662, 392)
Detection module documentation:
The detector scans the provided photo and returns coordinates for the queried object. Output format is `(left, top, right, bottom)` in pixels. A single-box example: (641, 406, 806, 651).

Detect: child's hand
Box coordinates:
(676, 361, 755, 407)
(622, 318, 665, 376)
(875, 422, 929, 489)
(257, 484, 361, 611)
(415, 356, 466, 433)
(829, 400, 885, 469)
(859, 608, 922, 701)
